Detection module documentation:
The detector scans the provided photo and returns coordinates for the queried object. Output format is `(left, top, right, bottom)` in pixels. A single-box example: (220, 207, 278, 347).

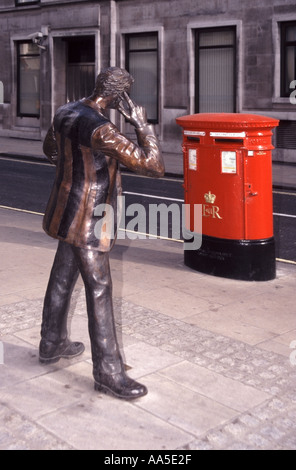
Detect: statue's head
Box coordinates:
(93, 67, 134, 103)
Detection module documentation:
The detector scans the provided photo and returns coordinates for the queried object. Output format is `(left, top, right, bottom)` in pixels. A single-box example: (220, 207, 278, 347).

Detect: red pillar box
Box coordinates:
(176, 113, 279, 281)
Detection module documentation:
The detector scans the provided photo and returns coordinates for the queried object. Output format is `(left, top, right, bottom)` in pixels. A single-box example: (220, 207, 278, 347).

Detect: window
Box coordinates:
(281, 22, 296, 97)
(66, 36, 95, 102)
(17, 42, 40, 117)
(276, 120, 296, 149)
(125, 33, 159, 123)
(195, 27, 236, 113)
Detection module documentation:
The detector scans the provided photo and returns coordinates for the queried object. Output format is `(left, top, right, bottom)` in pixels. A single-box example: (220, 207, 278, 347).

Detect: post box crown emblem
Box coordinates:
(204, 191, 216, 204)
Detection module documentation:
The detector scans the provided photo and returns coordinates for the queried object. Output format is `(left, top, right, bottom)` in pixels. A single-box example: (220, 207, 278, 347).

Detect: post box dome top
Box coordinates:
(176, 113, 279, 130)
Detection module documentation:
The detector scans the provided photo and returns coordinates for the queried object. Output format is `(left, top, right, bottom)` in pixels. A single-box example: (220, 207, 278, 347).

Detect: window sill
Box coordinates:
(272, 97, 291, 105)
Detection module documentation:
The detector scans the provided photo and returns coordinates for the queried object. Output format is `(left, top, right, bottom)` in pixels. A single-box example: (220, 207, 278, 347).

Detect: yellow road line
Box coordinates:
(276, 258, 296, 265)
(0, 205, 44, 216)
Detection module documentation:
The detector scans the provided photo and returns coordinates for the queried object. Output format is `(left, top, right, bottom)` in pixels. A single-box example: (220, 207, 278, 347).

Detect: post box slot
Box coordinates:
(214, 138, 244, 145)
(186, 136, 200, 143)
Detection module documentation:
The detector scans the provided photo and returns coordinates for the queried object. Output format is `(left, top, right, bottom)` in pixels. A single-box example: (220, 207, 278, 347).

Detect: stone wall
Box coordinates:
(0, 0, 295, 161)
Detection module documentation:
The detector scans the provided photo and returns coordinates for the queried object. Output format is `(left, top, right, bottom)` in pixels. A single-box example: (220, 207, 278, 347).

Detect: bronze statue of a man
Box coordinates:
(40, 67, 164, 400)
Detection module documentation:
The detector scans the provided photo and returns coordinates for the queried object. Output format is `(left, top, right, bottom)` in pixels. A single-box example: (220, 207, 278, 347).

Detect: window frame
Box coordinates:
(15, 0, 39, 6)
(17, 41, 41, 118)
(195, 26, 237, 113)
(125, 31, 159, 124)
(280, 21, 296, 98)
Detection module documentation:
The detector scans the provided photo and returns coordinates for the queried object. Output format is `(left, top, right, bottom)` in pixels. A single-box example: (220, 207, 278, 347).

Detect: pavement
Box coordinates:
(0, 135, 296, 451)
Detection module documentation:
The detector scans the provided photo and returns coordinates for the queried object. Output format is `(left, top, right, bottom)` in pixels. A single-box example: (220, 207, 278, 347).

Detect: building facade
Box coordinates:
(0, 0, 296, 162)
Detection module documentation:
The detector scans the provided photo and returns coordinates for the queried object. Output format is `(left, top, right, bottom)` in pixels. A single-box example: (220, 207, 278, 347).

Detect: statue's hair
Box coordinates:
(93, 67, 134, 97)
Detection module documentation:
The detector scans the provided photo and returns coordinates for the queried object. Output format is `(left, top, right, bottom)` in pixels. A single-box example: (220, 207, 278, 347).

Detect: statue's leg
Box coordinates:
(39, 241, 85, 363)
(72, 246, 147, 400)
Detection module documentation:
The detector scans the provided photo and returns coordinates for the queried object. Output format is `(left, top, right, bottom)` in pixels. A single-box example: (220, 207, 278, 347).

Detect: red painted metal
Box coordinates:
(176, 113, 279, 241)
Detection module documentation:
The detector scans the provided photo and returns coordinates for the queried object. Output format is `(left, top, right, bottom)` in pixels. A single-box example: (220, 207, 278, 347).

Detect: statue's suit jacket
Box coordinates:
(43, 98, 163, 251)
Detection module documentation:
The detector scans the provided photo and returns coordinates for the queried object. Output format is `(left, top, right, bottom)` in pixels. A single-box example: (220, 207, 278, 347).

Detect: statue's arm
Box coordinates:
(92, 92, 164, 177)
(92, 122, 164, 178)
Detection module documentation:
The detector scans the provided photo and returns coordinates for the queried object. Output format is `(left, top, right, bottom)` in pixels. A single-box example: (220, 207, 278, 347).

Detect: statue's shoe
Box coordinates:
(94, 371, 148, 400)
(39, 339, 85, 364)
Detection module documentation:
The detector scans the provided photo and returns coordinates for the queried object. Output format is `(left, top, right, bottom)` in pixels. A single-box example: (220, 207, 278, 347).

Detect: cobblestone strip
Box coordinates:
(0, 299, 44, 336)
(115, 300, 295, 395)
(181, 397, 296, 450)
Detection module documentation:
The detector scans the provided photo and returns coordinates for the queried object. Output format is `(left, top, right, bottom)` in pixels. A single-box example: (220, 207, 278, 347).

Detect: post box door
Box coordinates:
(243, 150, 274, 240)
(184, 143, 247, 240)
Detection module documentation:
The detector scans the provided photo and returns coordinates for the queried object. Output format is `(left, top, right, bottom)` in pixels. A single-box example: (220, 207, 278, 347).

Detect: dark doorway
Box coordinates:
(66, 36, 95, 102)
